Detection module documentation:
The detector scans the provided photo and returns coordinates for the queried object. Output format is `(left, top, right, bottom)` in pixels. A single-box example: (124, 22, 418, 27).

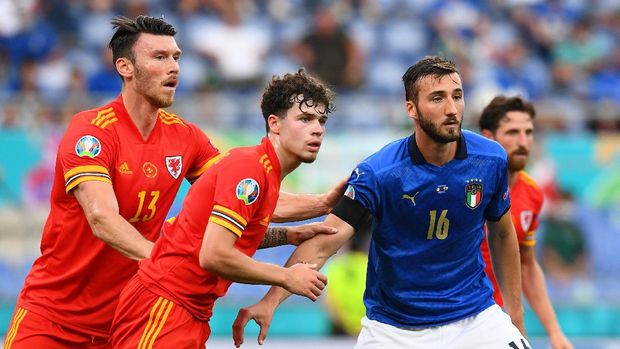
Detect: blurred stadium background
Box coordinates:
(1, 0, 620, 347)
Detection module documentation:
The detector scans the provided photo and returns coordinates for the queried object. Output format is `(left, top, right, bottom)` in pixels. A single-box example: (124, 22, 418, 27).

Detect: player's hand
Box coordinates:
(549, 332, 573, 349)
(286, 223, 338, 246)
(283, 263, 327, 301)
(320, 178, 348, 213)
(232, 301, 276, 348)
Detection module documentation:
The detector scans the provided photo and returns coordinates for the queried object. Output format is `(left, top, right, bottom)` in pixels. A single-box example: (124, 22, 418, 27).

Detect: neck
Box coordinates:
(121, 86, 159, 140)
(414, 129, 457, 166)
(508, 170, 518, 188)
(268, 133, 301, 180)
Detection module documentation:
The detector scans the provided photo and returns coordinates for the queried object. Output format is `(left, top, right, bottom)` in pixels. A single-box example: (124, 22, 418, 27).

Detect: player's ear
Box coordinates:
(116, 58, 133, 79)
(481, 129, 494, 139)
(405, 100, 418, 121)
(267, 114, 280, 134)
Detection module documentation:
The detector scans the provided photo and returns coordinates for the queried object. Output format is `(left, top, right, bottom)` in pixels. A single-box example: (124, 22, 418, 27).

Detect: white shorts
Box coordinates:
(355, 305, 531, 349)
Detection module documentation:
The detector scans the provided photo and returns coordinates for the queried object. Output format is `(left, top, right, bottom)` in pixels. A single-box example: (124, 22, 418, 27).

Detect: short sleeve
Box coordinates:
(484, 156, 511, 221)
(207, 156, 266, 237)
(343, 162, 380, 216)
(59, 115, 115, 193)
(185, 124, 221, 183)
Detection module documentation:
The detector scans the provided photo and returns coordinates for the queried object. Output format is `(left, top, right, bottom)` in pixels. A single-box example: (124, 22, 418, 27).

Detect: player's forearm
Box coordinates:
(522, 259, 564, 336)
(258, 227, 288, 249)
(90, 213, 154, 260)
(488, 223, 525, 334)
(200, 246, 287, 287)
(272, 191, 329, 223)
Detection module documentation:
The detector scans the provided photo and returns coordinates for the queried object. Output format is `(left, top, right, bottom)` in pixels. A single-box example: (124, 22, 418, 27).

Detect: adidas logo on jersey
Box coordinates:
(119, 162, 133, 174)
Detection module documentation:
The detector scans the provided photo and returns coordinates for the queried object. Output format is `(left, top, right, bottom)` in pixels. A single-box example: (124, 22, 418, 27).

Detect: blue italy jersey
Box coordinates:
(344, 130, 510, 328)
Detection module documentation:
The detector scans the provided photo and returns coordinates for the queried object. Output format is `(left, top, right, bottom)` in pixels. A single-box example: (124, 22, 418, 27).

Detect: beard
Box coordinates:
(416, 109, 462, 144)
(135, 66, 175, 108)
(508, 150, 529, 172)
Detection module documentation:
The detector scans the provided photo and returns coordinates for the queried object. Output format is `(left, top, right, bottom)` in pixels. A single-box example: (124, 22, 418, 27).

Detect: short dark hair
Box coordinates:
(260, 69, 335, 133)
(478, 95, 536, 132)
(108, 15, 176, 67)
(402, 56, 459, 103)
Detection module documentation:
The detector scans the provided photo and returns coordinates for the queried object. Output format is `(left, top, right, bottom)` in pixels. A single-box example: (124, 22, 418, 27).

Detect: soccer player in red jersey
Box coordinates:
(479, 96, 573, 349)
(109, 69, 333, 348)
(3, 16, 340, 349)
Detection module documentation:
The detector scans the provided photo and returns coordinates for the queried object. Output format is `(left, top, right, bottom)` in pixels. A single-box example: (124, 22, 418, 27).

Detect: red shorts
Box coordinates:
(3, 306, 109, 349)
(110, 275, 211, 349)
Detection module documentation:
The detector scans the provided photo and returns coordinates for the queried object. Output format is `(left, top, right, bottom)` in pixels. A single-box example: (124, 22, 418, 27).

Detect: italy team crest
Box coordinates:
(236, 178, 260, 205)
(75, 135, 101, 158)
(166, 155, 183, 179)
(465, 179, 483, 209)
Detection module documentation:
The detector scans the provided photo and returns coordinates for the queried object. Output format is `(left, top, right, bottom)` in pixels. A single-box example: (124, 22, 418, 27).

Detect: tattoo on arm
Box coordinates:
(259, 227, 288, 249)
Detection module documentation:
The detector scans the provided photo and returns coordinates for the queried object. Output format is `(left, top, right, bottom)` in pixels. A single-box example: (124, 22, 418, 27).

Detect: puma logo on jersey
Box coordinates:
(402, 192, 419, 206)
(353, 168, 365, 179)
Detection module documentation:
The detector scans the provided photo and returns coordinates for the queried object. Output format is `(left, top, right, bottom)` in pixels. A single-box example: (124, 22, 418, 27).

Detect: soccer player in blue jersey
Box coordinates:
(232, 56, 529, 349)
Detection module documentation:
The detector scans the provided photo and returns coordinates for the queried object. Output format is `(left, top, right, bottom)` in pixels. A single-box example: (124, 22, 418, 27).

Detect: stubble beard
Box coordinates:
(417, 110, 462, 144)
(135, 66, 175, 108)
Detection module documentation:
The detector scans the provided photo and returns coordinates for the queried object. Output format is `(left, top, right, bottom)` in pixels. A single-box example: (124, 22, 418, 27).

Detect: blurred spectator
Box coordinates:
(290, 6, 364, 90)
(87, 47, 121, 97)
(540, 190, 589, 283)
(190, 2, 270, 90)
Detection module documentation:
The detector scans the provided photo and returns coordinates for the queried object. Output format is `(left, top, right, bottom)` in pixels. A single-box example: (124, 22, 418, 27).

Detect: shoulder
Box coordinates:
(64, 104, 120, 140)
(462, 130, 507, 161)
(158, 109, 192, 129)
(361, 136, 409, 173)
(517, 171, 544, 200)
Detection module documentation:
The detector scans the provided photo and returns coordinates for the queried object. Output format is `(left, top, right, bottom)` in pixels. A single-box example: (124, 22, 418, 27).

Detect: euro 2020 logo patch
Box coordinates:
(236, 178, 260, 205)
(75, 135, 101, 158)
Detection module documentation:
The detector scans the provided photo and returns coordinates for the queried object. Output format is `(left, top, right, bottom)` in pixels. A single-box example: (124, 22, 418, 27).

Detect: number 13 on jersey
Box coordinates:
(129, 190, 160, 223)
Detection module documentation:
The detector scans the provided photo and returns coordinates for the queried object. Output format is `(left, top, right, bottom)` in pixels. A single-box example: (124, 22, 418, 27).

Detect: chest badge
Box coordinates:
(465, 178, 483, 209)
(166, 155, 183, 179)
(143, 162, 158, 179)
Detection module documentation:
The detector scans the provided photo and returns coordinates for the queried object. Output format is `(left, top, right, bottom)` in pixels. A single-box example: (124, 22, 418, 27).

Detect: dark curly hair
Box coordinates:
(478, 95, 536, 132)
(108, 15, 176, 70)
(402, 56, 459, 103)
(260, 69, 335, 133)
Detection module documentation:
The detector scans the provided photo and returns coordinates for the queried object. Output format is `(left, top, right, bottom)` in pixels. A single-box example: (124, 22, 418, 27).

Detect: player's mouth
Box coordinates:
(163, 78, 178, 90)
(443, 118, 459, 126)
(306, 141, 322, 152)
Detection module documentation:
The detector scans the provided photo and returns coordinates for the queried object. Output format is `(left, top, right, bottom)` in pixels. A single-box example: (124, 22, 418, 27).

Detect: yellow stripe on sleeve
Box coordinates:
(213, 204, 247, 226)
(65, 176, 112, 193)
(209, 216, 243, 237)
(64, 165, 110, 181)
(186, 154, 223, 180)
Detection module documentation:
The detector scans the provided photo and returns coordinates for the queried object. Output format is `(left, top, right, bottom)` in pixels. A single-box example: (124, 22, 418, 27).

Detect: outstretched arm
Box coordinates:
(199, 222, 327, 300)
(521, 246, 573, 349)
(233, 214, 355, 347)
(272, 179, 346, 222)
(487, 212, 525, 335)
(74, 181, 154, 260)
(259, 223, 338, 249)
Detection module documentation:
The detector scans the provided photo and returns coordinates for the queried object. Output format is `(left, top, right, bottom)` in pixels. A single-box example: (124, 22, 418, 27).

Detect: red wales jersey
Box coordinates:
(17, 94, 220, 337)
(481, 171, 544, 306)
(138, 137, 281, 321)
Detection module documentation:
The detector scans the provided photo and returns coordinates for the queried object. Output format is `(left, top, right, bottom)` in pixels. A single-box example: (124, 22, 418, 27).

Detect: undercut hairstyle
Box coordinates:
(260, 68, 335, 133)
(108, 15, 176, 67)
(402, 56, 459, 103)
(478, 95, 536, 132)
